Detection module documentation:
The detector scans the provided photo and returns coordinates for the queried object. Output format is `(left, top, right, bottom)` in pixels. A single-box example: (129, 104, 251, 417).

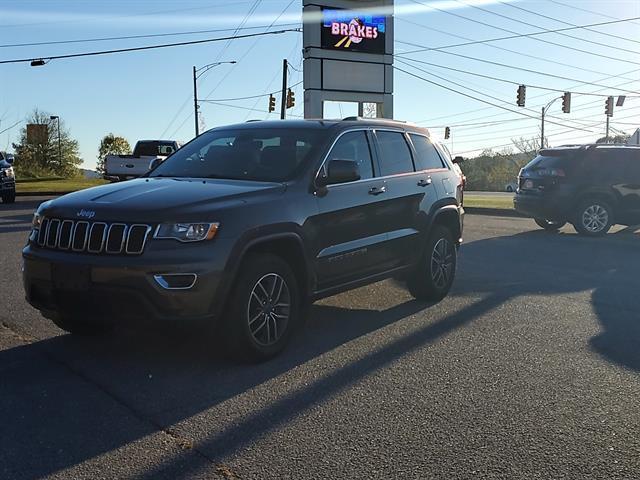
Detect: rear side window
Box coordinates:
(375, 131, 415, 176)
(409, 134, 445, 170)
(326, 131, 375, 180)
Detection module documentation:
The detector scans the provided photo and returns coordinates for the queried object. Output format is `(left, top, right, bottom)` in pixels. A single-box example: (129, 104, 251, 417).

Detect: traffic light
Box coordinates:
(286, 88, 295, 109)
(562, 92, 571, 114)
(517, 85, 526, 107)
(268, 94, 276, 113)
(605, 96, 614, 117)
(444, 127, 450, 140)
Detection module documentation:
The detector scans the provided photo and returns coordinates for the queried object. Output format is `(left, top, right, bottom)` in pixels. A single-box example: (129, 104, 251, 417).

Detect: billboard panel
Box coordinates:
(26, 124, 48, 144)
(321, 9, 386, 54)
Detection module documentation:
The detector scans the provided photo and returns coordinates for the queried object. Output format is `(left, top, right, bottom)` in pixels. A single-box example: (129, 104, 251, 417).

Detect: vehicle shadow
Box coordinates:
(3, 295, 468, 480)
(1, 227, 638, 479)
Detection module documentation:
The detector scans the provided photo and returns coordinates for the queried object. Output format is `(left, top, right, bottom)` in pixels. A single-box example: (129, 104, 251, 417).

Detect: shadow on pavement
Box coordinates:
(1, 227, 638, 479)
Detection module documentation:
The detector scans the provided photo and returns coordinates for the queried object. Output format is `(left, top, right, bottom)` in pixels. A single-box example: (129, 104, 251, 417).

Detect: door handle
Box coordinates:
(368, 186, 386, 195)
(417, 178, 432, 187)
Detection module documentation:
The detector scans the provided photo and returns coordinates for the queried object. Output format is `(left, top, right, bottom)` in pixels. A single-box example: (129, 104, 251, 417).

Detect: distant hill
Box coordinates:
(81, 169, 101, 179)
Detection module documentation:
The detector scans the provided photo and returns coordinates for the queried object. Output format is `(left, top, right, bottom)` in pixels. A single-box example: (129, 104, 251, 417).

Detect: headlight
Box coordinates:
(154, 222, 219, 242)
(1, 167, 13, 178)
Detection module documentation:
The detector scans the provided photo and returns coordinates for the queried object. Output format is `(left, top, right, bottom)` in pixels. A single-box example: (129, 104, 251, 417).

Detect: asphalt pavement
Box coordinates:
(1, 196, 639, 479)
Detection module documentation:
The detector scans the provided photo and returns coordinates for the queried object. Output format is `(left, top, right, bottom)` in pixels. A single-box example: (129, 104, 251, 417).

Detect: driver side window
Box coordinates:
(326, 131, 375, 181)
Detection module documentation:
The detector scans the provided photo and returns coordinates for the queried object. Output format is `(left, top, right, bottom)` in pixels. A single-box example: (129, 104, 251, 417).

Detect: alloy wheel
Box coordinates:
(247, 273, 291, 346)
(581, 204, 609, 233)
(431, 238, 455, 289)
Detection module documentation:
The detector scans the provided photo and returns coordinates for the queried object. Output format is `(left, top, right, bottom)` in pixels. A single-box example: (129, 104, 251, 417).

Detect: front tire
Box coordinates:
(534, 218, 566, 231)
(407, 225, 457, 302)
(573, 199, 613, 236)
(223, 253, 300, 362)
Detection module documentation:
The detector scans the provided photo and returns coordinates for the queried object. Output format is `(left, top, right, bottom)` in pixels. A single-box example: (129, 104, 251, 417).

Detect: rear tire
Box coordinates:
(407, 225, 457, 302)
(50, 315, 112, 336)
(222, 253, 300, 362)
(1, 191, 16, 204)
(534, 218, 566, 231)
(573, 199, 613, 236)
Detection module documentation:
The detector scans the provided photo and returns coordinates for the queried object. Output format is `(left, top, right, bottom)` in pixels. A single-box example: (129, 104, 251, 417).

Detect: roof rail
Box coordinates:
(245, 119, 262, 122)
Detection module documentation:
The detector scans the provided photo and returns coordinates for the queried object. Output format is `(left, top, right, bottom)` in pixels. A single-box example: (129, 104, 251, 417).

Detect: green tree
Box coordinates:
(97, 133, 131, 174)
(596, 134, 630, 144)
(12, 109, 82, 178)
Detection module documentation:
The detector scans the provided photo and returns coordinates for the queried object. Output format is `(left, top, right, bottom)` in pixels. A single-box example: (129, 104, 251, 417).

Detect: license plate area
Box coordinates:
(51, 263, 92, 291)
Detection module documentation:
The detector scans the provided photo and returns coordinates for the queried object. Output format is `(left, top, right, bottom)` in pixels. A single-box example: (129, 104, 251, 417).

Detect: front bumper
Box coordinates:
(1, 179, 15, 191)
(22, 236, 234, 325)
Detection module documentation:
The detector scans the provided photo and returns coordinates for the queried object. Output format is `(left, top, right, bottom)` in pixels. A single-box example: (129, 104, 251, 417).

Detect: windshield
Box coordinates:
(149, 127, 323, 182)
(525, 153, 574, 170)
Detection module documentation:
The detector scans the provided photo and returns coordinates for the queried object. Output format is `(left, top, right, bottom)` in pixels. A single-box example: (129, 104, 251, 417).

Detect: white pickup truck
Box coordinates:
(104, 140, 181, 181)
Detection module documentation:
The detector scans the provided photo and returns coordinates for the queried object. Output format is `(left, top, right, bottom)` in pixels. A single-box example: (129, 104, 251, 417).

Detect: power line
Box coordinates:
(399, 57, 640, 98)
(201, 101, 303, 118)
(0, 23, 301, 49)
(0, 28, 300, 65)
(497, 0, 640, 46)
(396, 6, 640, 64)
(0, 119, 22, 136)
(396, 43, 640, 94)
(161, 0, 263, 138)
(396, 17, 638, 82)
(406, 0, 640, 66)
(200, 81, 303, 102)
(394, 62, 600, 133)
(547, 0, 640, 28)
(453, 0, 640, 55)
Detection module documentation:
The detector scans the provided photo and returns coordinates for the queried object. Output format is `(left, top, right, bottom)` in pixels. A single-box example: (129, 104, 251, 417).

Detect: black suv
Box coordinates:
(23, 119, 464, 360)
(0, 152, 16, 204)
(514, 144, 640, 236)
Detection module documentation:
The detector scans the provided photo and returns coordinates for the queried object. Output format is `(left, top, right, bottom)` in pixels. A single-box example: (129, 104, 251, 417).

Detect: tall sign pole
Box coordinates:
(193, 66, 199, 137)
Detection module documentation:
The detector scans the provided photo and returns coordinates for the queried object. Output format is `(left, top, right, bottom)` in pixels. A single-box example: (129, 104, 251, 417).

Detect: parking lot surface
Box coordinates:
(1, 197, 639, 479)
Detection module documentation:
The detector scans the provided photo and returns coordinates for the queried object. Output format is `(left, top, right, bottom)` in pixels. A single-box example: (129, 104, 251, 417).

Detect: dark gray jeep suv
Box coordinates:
(23, 119, 464, 360)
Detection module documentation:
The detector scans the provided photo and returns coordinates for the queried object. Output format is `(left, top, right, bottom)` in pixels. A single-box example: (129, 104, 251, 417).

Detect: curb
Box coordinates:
(464, 206, 524, 218)
(16, 191, 72, 197)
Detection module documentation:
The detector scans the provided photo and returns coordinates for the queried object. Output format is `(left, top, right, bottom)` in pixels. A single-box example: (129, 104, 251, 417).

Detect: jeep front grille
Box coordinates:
(36, 218, 152, 255)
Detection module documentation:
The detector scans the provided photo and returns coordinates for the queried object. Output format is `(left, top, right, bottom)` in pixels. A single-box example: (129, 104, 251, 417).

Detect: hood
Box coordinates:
(41, 177, 284, 222)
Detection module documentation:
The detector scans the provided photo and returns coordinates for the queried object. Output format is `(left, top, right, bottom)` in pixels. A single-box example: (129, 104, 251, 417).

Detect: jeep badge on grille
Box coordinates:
(76, 209, 96, 219)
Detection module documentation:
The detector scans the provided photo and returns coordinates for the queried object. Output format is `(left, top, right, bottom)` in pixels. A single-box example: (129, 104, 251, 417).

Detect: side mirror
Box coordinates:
(452, 156, 464, 164)
(319, 159, 360, 186)
(5, 154, 14, 165)
(149, 158, 164, 171)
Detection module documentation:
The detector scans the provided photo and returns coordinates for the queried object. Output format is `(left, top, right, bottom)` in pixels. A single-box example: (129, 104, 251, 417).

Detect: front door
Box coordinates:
(309, 130, 391, 289)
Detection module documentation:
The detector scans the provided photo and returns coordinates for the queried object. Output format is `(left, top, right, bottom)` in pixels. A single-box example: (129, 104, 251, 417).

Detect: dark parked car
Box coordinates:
(514, 144, 640, 235)
(0, 152, 16, 204)
(23, 119, 464, 360)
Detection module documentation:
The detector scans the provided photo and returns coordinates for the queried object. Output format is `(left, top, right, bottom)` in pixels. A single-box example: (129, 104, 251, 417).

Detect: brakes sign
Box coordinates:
(321, 9, 386, 54)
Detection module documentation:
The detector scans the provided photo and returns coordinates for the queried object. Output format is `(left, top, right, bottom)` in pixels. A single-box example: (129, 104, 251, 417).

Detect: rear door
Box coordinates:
(311, 129, 391, 289)
(621, 150, 640, 222)
(370, 129, 425, 269)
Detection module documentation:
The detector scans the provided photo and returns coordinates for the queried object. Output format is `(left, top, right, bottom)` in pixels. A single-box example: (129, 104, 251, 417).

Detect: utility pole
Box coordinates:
(606, 116, 610, 142)
(280, 59, 288, 120)
(193, 66, 199, 137)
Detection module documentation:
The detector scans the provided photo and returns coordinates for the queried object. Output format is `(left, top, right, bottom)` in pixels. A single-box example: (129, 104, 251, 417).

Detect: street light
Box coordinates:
(193, 61, 236, 137)
(50, 116, 61, 167)
(540, 97, 562, 150)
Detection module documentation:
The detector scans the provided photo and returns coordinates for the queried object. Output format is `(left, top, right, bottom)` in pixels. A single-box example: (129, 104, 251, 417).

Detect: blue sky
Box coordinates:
(0, 0, 639, 170)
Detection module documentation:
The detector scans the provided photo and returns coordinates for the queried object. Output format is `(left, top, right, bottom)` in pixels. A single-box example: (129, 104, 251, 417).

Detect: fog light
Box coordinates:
(153, 273, 197, 290)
